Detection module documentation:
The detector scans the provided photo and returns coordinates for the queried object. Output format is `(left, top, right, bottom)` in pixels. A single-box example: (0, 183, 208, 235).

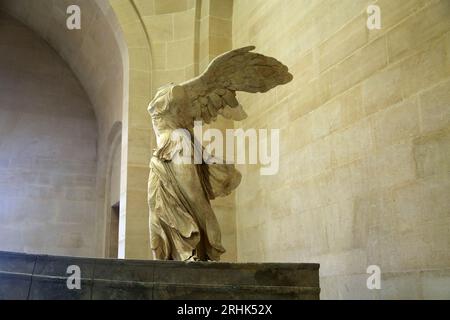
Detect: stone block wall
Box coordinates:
(1, 0, 449, 300)
(113, 0, 238, 261)
(0, 0, 129, 259)
(0, 12, 98, 257)
(232, 0, 450, 299)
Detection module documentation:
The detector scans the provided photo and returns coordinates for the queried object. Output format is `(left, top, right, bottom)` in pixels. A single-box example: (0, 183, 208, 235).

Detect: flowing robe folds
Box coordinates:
(148, 85, 241, 261)
(147, 46, 292, 261)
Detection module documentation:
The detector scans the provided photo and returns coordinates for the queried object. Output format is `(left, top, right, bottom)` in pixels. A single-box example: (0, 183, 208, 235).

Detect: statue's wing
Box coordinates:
(180, 46, 293, 124)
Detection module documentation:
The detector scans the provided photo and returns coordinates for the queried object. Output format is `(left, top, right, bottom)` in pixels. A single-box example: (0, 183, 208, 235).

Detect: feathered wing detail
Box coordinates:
(179, 46, 293, 125)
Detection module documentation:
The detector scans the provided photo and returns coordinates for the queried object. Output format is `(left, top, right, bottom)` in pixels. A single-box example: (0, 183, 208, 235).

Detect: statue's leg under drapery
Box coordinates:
(148, 157, 225, 261)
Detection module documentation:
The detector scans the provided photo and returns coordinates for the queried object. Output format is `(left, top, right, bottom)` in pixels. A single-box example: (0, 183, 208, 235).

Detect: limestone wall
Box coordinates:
(197, 0, 237, 261)
(0, 0, 128, 258)
(1, 0, 448, 298)
(112, 0, 238, 261)
(0, 12, 98, 257)
(232, 0, 450, 299)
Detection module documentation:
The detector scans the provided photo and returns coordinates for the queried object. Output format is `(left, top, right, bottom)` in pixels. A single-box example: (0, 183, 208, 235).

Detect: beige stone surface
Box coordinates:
(1, 0, 448, 299)
(197, 0, 237, 262)
(233, 0, 450, 299)
(147, 46, 292, 261)
(109, 0, 239, 261)
(0, 12, 97, 257)
(0, 0, 237, 262)
(0, 0, 128, 258)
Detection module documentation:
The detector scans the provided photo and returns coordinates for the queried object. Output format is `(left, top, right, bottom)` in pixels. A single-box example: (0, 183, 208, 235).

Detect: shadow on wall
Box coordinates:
(0, 0, 129, 259)
(0, 11, 98, 257)
(101, 121, 122, 259)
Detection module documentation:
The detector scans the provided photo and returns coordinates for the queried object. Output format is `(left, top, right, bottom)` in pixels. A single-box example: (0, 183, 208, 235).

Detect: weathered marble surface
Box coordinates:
(231, 0, 450, 300)
(148, 46, 293, 262)
(0, 251, 320, 300)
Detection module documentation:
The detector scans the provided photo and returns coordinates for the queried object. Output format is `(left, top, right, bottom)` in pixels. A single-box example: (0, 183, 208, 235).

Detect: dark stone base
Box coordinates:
(0, 251, 320, 300)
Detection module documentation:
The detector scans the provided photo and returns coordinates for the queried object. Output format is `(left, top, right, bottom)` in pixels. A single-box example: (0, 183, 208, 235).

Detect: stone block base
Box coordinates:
(0, 251, 320, 300)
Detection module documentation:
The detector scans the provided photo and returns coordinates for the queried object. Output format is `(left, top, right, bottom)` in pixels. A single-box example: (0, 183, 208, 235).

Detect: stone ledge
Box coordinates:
(0, 251, 320, 300)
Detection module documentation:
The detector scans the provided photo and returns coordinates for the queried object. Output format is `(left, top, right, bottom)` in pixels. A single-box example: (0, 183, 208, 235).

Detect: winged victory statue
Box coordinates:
(148, 46, 293, 261)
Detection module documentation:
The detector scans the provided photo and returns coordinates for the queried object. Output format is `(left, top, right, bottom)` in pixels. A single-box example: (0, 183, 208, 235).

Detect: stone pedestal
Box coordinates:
(0, 251, 320, 300)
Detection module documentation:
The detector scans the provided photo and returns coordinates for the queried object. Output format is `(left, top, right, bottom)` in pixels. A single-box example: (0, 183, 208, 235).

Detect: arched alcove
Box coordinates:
(103, 121, 122, 258)
(0, 11, 98, 256)
(1, 0, 236, 261)
(0, 0, 130, 257)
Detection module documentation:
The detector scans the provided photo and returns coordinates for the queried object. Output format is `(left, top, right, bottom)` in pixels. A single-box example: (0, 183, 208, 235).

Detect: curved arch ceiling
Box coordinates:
(0, 0, 128, 142)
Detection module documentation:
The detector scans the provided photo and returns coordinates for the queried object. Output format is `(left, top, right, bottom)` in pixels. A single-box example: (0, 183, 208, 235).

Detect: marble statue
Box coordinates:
(148, 46, 293, 261)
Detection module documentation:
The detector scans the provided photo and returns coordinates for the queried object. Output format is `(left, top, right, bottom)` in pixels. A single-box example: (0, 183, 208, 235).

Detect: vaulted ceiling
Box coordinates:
(0, 0, 128, 142)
